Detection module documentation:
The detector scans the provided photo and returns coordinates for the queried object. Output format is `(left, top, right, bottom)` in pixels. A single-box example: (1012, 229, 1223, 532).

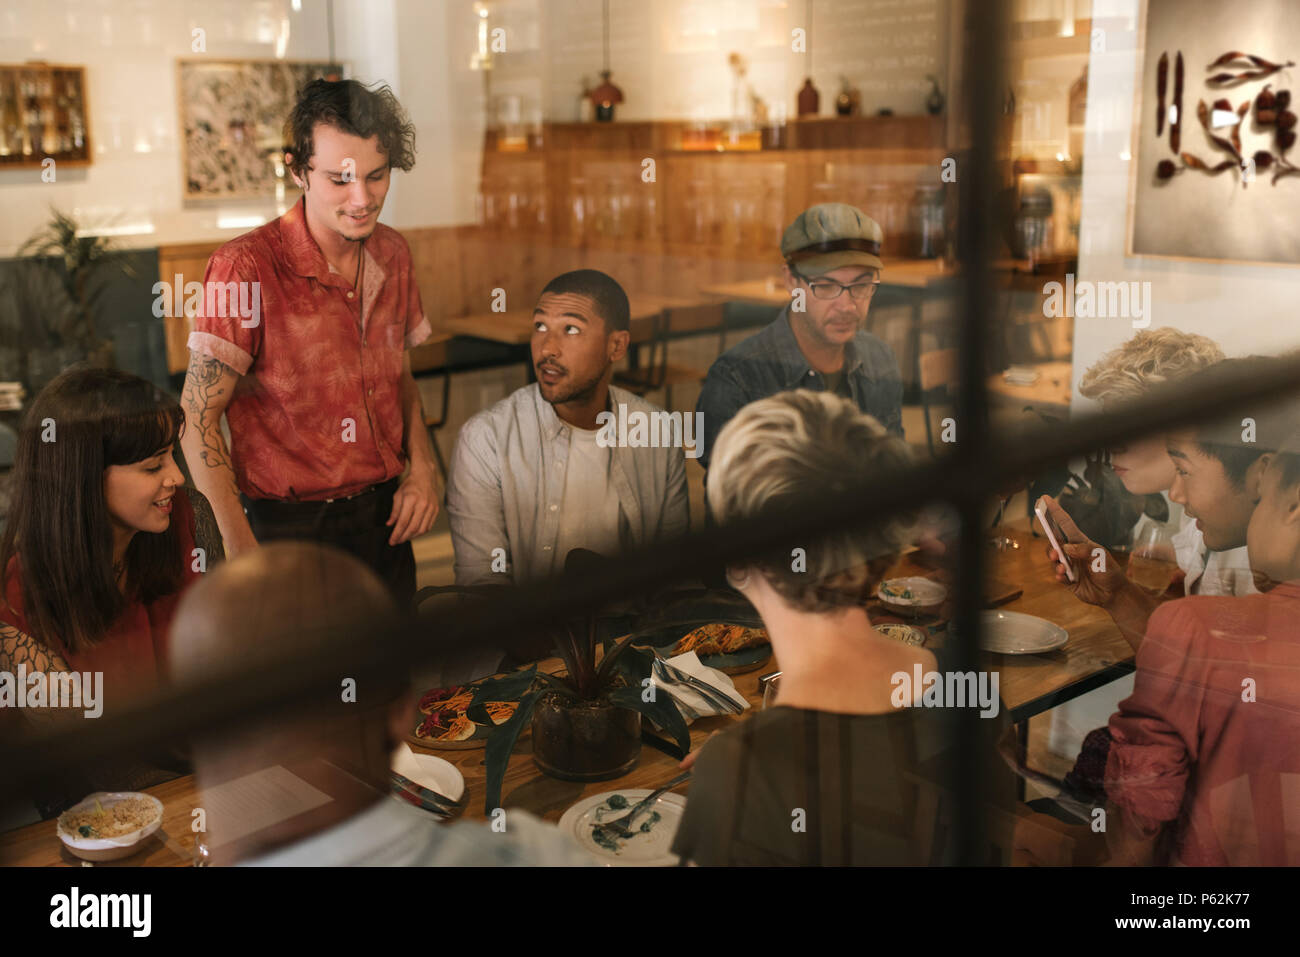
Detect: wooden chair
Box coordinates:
(410, 333, 454, 483)
(918, 348, 958, 455)
(998, 256, 1075, 366)
(663, 301, 729, 363)
(613, 305, 723, 409)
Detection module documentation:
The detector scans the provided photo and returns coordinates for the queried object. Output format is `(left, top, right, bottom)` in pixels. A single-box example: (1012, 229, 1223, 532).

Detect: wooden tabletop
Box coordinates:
(986, 361, 1073, 411)
(0, 519, 1131, 866)
(435, 295, 705, 345)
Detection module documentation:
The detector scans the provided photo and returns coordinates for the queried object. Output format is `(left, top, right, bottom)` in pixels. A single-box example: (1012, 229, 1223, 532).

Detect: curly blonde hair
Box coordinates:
(1078, 327, 1223, 406)
(706, 390, 916, 612)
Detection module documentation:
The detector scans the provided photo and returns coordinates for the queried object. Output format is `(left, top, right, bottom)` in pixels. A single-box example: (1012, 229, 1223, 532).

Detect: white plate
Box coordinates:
(391, 744, 466, 802)
(558, 789, 687, 866)
(979, 610, 1068, 654)
(56, 791, 164, 862)
(877, 577, 948, 616)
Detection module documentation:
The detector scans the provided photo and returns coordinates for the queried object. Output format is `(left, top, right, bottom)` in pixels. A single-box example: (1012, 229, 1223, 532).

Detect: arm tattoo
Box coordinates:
(184, 487, 226, 565)
(1, 624, 83, 728)
(182, 353, 239, 495)
(0, 623, 71, 675)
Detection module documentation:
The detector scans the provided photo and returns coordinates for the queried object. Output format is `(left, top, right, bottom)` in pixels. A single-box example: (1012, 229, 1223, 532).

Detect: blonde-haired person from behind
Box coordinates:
(670, 390, 1015, 866)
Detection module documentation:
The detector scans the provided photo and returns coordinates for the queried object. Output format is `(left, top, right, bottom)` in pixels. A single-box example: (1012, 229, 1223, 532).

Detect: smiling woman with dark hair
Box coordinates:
(0, 367, 207, 714)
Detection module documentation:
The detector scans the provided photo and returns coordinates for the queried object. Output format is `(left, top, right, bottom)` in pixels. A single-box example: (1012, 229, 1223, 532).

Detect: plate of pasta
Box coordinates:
(56, 792, 164, 862)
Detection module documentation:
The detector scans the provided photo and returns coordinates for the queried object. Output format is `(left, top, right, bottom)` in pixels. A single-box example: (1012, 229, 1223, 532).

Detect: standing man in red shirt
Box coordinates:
(180, 79, 438, 605)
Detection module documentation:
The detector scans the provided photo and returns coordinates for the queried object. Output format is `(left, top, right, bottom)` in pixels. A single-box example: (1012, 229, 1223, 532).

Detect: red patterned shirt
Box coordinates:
(188, 196, 432, 501)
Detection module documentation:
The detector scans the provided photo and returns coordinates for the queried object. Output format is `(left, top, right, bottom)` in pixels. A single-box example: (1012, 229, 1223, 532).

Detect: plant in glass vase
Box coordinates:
(466, 550, 690, 813)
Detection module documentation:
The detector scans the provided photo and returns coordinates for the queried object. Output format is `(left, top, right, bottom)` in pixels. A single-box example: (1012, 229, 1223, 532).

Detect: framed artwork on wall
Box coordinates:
(1127, 0, 1299, 266)
(178, 58, 343, 200)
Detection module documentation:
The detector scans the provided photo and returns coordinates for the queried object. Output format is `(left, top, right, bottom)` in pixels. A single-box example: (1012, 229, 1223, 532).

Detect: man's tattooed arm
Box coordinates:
(181, 353, 238, 494)
(180, 351, 259, 555)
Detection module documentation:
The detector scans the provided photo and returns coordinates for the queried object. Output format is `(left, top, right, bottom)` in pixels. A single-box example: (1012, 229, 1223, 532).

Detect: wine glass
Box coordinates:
(1127, 520, 1178, 595)
(988, 488, 1022, 551)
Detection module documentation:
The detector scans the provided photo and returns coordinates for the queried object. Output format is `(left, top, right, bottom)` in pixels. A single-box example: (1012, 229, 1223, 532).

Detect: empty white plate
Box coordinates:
(979, 610, 1068, 654)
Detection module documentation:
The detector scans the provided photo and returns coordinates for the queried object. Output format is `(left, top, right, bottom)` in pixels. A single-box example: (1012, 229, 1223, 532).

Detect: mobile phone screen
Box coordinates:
(1036, 501, 1076, 582)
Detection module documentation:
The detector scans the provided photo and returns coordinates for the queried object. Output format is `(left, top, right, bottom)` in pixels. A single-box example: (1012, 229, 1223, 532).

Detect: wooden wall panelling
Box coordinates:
(157, 242, 219, 374)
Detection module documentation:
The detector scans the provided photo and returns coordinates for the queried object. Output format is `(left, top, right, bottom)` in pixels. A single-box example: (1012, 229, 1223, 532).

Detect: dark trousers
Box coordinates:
(242, 477, 416, 608)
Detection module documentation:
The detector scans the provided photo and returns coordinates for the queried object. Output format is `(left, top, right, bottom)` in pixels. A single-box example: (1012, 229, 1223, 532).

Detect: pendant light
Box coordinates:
(589, 0, 624, 122)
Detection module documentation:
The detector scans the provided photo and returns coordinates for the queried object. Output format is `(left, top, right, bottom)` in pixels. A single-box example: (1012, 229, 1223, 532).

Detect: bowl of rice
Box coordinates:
(56, 792, 164, 862)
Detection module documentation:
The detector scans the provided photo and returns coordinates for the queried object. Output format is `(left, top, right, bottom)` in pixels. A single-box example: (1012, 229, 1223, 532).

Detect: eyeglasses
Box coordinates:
(792, 267, 882, 301)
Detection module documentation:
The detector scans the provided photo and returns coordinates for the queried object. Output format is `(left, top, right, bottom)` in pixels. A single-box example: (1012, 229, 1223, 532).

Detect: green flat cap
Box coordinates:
(781, 202, 884, 275)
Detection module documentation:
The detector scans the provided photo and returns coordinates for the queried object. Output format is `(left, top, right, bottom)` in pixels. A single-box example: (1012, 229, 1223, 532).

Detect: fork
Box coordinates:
(592, 771, 692, 842)
(653, 658, 744, 715)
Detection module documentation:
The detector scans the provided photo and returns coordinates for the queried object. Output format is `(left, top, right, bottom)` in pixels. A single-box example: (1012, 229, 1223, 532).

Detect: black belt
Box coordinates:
(242, 477, 399, 519)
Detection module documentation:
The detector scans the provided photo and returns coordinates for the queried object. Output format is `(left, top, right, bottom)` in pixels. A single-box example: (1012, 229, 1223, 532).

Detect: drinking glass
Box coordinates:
(1127, 520, 1178, 595)
(761, 673, 782, 710)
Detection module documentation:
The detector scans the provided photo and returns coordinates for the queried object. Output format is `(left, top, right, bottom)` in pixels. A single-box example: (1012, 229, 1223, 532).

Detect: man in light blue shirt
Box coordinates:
(447, 270, 689, 586)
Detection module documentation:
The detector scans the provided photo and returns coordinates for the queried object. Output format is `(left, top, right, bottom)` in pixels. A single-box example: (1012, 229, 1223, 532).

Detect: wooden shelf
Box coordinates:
(0, 61, 91, 167)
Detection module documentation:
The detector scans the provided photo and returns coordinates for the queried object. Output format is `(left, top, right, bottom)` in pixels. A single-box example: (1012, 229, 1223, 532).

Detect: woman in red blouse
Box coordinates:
(1, 368, 203, 795)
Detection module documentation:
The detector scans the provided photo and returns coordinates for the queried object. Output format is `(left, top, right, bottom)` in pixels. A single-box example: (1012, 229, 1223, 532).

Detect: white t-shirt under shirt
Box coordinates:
(553, 424, 623, 568)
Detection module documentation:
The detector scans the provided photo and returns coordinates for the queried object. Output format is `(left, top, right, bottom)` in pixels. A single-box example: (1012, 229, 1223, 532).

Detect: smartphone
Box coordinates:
(1035, 499, 1076, 583)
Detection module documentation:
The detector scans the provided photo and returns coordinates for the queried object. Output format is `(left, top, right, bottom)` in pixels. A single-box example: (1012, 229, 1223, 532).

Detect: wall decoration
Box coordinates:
(0, 63, 91, 167)
(1128, 0, 1300, 265)
(178, 58, 341, 199)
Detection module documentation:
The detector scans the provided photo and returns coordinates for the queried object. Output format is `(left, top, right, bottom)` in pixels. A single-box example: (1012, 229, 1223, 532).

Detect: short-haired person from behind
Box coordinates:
(1102, 424, 1300, 865)
(670, 391, 1013, 866)
(446, 269, 688, 589)
(168, 542, 590, 866)
(182, 78, 437, 606)
(0, 368, 210, 810)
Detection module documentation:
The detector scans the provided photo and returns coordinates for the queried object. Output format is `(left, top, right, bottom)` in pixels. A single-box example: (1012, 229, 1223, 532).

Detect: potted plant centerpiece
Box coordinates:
(465, 550, 690, 813)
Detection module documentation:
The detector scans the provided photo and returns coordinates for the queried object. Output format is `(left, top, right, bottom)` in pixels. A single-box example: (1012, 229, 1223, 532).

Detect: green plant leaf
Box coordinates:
(482, 689, 542, 814)
(466, 665, 539, 705)
(594, 631, 643, 689)
(607, 685, 691, 756)
(532, 670, 578, 698)
(465, 665, 539, 725)
(613, 643, 657, 684)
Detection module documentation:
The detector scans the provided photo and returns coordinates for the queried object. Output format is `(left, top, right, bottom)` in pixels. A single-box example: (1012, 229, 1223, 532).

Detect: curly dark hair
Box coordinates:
(283, 78, 416, 181)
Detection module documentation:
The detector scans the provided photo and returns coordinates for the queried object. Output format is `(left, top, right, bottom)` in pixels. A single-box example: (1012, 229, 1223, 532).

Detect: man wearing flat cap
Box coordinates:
(696, 202, 904, 471)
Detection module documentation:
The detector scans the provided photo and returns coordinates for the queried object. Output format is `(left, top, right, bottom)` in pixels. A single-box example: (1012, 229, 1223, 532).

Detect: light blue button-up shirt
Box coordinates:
(446, 383, 690, 585)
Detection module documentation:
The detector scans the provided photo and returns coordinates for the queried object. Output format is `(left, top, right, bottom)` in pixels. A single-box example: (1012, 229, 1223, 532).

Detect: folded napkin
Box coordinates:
(1003, 366, 1041, 385)
(651, 651, 750, 723)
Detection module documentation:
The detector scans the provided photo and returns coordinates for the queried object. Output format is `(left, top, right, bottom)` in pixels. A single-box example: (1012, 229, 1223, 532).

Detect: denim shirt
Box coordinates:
(695, 307, 905, 469)
(446, 383, 690, 585)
